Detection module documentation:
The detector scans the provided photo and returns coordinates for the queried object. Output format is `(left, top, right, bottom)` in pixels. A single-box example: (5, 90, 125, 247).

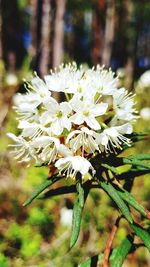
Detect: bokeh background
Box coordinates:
(0, 1, 150, 266)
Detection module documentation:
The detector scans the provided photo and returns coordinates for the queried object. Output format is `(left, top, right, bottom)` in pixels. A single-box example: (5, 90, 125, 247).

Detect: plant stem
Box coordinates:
(102, 216, 121, 267)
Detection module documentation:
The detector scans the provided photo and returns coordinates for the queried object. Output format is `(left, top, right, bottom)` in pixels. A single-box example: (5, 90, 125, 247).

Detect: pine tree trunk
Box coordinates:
(52, 0, 66, 68)
(30, 0, 52, 76)
(102, 0, 115, 67)
(123, 0, 135, 90)
(0, 0, 3, 87)
(52, 0, 66, 101)
(39, 0, 51, 77)
(30, 0, 39, 72)
(0, 0, 2, 61)
(91, 0, 105, 65)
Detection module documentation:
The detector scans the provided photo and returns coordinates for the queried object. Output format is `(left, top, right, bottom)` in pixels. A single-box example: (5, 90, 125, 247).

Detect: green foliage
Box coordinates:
(131, 223, 150, 252)
(0, 253, 9, 267)
(5, 223, 42, 259)
(23, 175, 62, 206)
(20, 232, 41, 258)
(70, 193, 85, 248)
(112, 185, 149, 218)
(99, 180, 133, 223)
(27, 207, 51, 226)
(110, 235, 133, 267)
(79, 235, 134, 267)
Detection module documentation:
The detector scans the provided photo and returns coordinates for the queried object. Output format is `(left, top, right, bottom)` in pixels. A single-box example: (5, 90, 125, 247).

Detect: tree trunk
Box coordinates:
(30, 0, 52, 76)
(102, 0, 115, 67)
(30, 0, 39, 72)
(0, 0, 3, 90)
(91, 0, 105, 65)
(123, 0, 135, 90)
(53, 0, 66, 68)
(39, 0, 52, 77)
(0, 0, 2, 60)
(52, 0, 66, 101)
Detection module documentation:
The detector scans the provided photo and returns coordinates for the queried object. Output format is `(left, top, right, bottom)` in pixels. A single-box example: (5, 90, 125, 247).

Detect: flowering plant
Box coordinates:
(8, 63, 150, 266)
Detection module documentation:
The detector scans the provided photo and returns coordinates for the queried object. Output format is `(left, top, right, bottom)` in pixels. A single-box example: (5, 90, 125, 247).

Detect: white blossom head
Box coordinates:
(8, 62, 138, 180)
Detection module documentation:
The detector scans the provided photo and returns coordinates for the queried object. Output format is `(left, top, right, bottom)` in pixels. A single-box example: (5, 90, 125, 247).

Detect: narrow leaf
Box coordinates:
(23, 175, 62, 206)
(101, 163, 119, 175)
(130, 132, 150, 142)
(117, 187, 149, 218)
(110, 235, 133, 267)
(131, 223, 150, 251)
(38, 185, 76, 199)
(127, 154, 150, 161)
(70, 196, 83, 248)
(123, 158, 150, 170)
(70, 187, 89, 248)
(77, 182, 84, 208)
(99, 181, 133, 223)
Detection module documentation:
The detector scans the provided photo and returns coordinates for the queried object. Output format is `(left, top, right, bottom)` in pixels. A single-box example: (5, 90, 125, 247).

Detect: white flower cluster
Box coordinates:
(8, 63, 137, 180)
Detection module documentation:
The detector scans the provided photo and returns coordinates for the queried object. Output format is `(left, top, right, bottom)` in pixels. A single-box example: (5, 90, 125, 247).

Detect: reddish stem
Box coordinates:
(102, 217, 120, 267)
(144, 208, 150, 220)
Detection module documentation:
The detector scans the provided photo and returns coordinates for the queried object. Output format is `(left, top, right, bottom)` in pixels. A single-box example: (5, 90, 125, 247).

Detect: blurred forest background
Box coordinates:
(0, 0, 150, 266)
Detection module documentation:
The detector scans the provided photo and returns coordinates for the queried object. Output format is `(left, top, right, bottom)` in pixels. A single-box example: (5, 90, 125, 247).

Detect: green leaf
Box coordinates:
(130, 132, 149, 142)
(101, 163, 119, 175)
(76, 182, 84, 208)
(116, 187, 149, 218)
(38, 185, 76, 199)
(131, 223, 150, 251)
(110, 235, 133, 267)
(99, 181, 133, 223)
(70, 186, 89, 248)
(79, 235, 133, 267)
(127, 154, 150, 161)
(78, 254, 103, 267)
(123, 158, 150, 170)
(70, 195, 83, 248)
(23, 175, 62, 206)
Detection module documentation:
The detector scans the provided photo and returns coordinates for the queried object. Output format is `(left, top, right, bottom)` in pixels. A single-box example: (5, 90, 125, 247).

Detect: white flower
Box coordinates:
(40, 98, 72, 135)
(13, 93, 40, 122)
(8, 63, 137, 170)
(31, 136, 60, 164)
(58, 144, 73, 157)
(13, 77, 51, 122)
(44, 62, 83, 93)
(31, 76, 50, 94)
(18, 121, 43, 139)
(89, 66, 118, 95)
(7, 133, 36, 163)
(70, 97, 108, 130)
(112, 88, 137, 123)
(95, 123, 132, 153)
(66, 127, 99, 154)
(55, 156, 96, 179)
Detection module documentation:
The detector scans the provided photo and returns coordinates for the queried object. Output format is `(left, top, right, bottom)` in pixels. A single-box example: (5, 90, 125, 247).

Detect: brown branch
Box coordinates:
(102, 216, 121, 267)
